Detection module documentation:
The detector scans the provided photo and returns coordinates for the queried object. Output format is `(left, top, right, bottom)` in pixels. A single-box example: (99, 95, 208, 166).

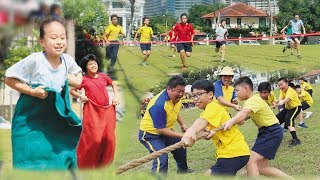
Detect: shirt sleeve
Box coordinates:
(243, 98, 259, 113)
(102, 73, 113, 85)
(214, 81, 223, 98)
(300, 20, 304, 26)
(149, 105, 167, 129)
(215, 27, 219, 34)
(64, 54, 82, 75)
(200, 108, 221, 128)
(5, 54, 36, 83)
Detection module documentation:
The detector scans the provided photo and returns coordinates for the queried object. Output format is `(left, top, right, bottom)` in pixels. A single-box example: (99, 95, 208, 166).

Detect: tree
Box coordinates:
(62, 0, 108, 35)
(62, 0, 108, 70)
(127, 0, 135, 40)
(277, 0, 320, 32)
(188, 4, 223, 33)
(150, 14, 178, 35)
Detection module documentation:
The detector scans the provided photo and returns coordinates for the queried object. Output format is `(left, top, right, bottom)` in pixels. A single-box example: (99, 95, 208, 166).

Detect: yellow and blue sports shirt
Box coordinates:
(140, 90, 182, 135)
(213, 79, 236, 111)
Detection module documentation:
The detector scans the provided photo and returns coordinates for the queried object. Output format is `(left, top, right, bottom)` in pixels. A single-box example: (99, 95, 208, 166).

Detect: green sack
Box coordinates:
(11, 82, 82, 170)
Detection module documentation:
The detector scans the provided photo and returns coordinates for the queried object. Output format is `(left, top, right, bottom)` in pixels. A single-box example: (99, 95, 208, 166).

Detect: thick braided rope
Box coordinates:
(116, 126, 223, 175)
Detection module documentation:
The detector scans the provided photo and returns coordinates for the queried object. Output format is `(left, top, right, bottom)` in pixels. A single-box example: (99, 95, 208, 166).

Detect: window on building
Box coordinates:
(259, 18, 266, 27)
(226, 18, 230, 27)
(252, 74, 257, 79)
(237, 18, 241, 26)
(112, 2, 124, 8)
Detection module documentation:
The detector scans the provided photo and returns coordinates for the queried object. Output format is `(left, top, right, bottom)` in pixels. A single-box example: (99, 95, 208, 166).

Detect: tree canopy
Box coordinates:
(62, 0, 108, 35)
(277, 0, 320, 32)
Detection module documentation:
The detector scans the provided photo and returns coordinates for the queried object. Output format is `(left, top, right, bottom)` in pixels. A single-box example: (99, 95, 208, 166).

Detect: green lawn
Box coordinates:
(1, 45, 320, 179)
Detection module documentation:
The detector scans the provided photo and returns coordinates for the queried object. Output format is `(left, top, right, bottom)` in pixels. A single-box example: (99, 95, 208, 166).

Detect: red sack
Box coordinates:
(77, 100, 116, 169)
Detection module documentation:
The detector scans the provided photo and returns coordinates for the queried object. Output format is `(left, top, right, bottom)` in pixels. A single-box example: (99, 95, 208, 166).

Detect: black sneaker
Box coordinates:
(289, 139, 301, 147)
(177, 168, 194, 174)
(282, 46, 286, 53)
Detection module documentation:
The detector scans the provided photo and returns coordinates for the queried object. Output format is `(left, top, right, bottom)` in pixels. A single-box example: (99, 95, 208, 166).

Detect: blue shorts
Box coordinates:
(140, 43, 151, 51)
(211, 156, 249, 175)
(176, 43, 192, 53)
(215, 41, 226, 49)
(252, 124, 283, 160)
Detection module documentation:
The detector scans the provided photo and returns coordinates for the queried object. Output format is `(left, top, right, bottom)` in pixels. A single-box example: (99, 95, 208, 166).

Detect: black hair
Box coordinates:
(278, 77, 288, 83)
(294, 85, 301, 89)
(180, 13, 188, 19)
(299, 77, 306, 82)
(167, 75, 187, 89)
(111, 14, 118, 19)
(221, 19, 226, 23)
(234, 76, 253, 91)
(50, 4, 60, 14)
(288, 82, 295, 88)
(258, 82, 271, 92)
(143, 17, 149, 23)
(39, 18, 65, 39)
(79, 54, 99, 73)
(191, 80, 214, 93)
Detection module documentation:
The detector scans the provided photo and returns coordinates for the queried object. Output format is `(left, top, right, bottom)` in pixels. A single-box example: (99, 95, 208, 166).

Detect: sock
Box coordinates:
(290, 131, 298, 140)
(299, 122, 303, 124)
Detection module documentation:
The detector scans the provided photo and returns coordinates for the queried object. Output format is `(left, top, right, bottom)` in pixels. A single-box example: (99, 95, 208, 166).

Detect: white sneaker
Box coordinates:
(220, 59, 225, 63)
(172, 54, 176, 57)
(305, 112, 313, 118)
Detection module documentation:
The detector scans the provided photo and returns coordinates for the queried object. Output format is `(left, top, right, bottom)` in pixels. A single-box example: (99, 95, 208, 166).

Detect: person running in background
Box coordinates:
(134, 17, 156, 66)
(174, 13, 195, 69)
(280, 23, 294, 55)
(70, 54, 119, 168)
(215, 20, 228, 63)
(166, 24, 177, 57)
(103, 14, 125, 73)
(281, 15, 306, 59)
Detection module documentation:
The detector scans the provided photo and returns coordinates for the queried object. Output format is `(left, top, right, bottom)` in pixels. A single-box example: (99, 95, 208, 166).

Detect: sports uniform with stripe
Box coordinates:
(138, 90, 188, 173)
(276, 87, 302, 128)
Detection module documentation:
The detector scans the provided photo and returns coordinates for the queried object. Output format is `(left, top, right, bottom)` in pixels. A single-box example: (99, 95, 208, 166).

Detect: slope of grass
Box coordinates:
(1, 45, 320, 179)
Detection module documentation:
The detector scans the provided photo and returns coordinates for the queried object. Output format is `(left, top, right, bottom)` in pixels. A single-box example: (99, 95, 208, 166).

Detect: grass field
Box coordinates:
(1, 44, 320, 179)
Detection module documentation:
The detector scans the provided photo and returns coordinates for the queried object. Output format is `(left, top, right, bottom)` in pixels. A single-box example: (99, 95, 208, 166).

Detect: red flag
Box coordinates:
(77, 100, 116, 169)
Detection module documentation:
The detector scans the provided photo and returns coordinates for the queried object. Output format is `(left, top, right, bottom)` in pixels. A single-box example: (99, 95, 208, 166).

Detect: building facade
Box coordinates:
(202, 2, 268, 29)
(214, 0, 279, 15)
(144, 0, 213, 17)
(105, 0, 145, 35)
